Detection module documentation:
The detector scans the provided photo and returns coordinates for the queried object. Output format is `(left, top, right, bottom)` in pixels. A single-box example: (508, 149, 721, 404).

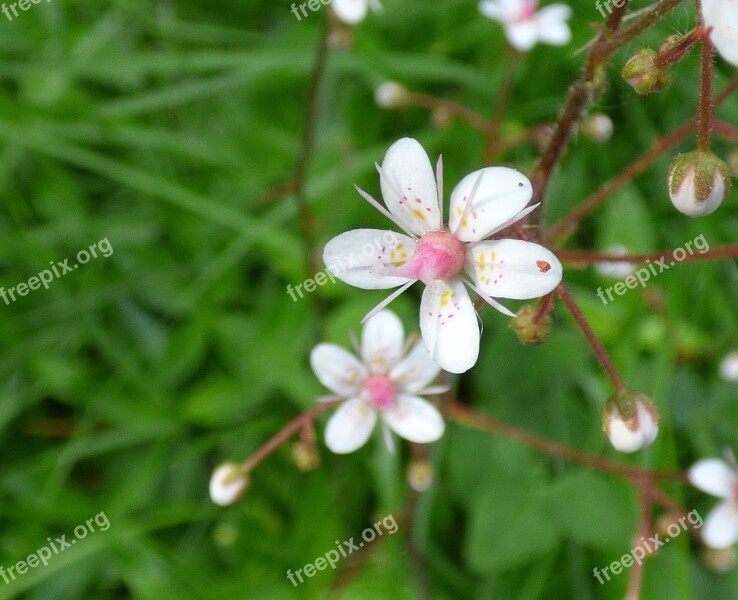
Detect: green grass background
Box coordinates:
(0, 0, 737, 598)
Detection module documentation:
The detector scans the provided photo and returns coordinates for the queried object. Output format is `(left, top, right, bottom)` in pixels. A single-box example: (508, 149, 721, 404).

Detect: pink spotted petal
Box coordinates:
(379, 138, 442, 236)
(449, 167, 533, 242)
(323, 229, 417, 290)
(420, 279, 480, 374)
(466, 239, 562, 299)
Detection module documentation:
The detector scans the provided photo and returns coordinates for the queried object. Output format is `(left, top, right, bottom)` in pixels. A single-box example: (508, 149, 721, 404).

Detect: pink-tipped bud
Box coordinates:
(621, 49, 671, 95)
(668, 150, 731, 217)
(375, 82, 410, 108)
(209, 463, 249, 506)
(602, 391, 660, 453)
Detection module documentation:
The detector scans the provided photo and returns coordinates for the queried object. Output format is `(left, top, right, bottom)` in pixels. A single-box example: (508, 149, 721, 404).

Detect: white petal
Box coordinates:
(689, 459, 737, 499)
(719, 351, 738, 381)
(324, 398, 377, 454)
(535, 8, 571, 46)
(361, 309, 405, 373)
(479, 0, 507, 21)
(310, 344, 367, 396)
(383, 395, 445, 443)
(420, 279, 480, 374)
(506, 21, 539, 51)
(332, 0, 368, 24)
(466, 239, 562, 299)
(379, 138, 441, 236)
(209, 463, 248, 506)
(702, 0, 738, 66)
(449, 167, 533, 242)
(702, 501, 738, 549)
(390, 339, 442, 394)
(323, 229, 417, 290)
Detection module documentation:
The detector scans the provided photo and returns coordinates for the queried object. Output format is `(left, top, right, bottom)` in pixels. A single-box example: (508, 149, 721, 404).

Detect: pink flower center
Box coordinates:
(517, 0, 537, 21)
(362, 375, 396, 411)
(403, 230, 466, 286)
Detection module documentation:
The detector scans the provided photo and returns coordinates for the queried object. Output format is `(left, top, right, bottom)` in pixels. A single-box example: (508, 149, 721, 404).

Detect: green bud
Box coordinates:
(509, 302, 552, 345)
(621, 49, 671, 95)
(668, 150, 732, 216)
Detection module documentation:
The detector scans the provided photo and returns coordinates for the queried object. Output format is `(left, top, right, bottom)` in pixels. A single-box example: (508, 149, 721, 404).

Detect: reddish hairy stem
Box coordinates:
(697, 9, 715, 151)
(443, 402, 686, 482)
(554, 244, 738, 265)
(556, 282, 626, 391)
(241, 402, 338, 472)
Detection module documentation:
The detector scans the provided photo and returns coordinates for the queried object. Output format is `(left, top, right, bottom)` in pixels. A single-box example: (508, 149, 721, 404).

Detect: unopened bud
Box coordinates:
(431, 106, 454, 129)
(407, 459, 434, 492)
(719, 351, 738, 382)
(702, 547, 736, 573)
(509, 302, 552, 345)
(668, 150, 731, 217)
(292, 441, 321, 472)
(581, 113, 614, 143)
(602, 390, 660, 453)
(728, 148, 738, 178)
(621, 48, 671, 95)
(375, 81, 410, 108)
(209, 462, 249, 506)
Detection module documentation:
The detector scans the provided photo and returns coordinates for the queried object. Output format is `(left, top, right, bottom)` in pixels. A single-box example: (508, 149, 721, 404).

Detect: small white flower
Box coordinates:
(689, 456, 738, 548)
(594, 245, 635, 279)
(702, 0, 738, 66)
(311, 310, 446, 454)
(479, 0, 571, 51)
(209, 463, 249, 506)
(719, 351, 738, 381)
(323, 138, 563, 374)
(332, 0, 382, 25)
(603, 393, 659, 453)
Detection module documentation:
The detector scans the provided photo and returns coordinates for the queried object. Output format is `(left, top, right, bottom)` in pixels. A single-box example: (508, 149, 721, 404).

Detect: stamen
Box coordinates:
(354, 184, 413, 235)
(361, 280, 416, 324)
(462, 277, 516, 317)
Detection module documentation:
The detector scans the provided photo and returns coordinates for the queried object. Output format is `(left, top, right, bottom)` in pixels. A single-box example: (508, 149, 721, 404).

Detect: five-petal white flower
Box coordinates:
(702, 0, 738, 66)
(311, 310, 446, 454)
(479, 0, 572, 51)
(332, 0, 382, 24)
(689, 456, 738, 548)
(323, 137, 563, 374)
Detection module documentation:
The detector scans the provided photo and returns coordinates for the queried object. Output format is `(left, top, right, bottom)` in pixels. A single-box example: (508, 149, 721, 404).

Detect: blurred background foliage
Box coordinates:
(0, 0, 737, 598)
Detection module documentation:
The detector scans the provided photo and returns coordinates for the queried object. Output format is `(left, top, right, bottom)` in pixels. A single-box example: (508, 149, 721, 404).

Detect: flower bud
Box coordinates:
(580, 113, 614, 143)
(374, 82, 410, 108)
(431, 106, 454, 129)
(209, 462, 249, 506)
(621, 49, 671, 95)
(728, 148, 738, 179)
(719, 351, 738, 382)
(701, 547, 736, 573)
(509, 302, 552, 345)
(292, 441, 321, 472)
(407, 458, 434, 492)
(668, 150, 731, 217)
(602, 390, 660, 453)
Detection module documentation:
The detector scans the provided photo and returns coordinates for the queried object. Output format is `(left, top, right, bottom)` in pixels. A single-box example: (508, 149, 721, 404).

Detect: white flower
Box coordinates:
(602, 393, 659, 453)
(719, 351, 738, 381)
(479, 0, 571, 51)
(323, 137, 562, 373)
(702, 0, 738, 66)
(689, 457, 738, 548)
(209, 463, 249, 506)
(311, 310, 446, 454)
(332, 0, 382, 24)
